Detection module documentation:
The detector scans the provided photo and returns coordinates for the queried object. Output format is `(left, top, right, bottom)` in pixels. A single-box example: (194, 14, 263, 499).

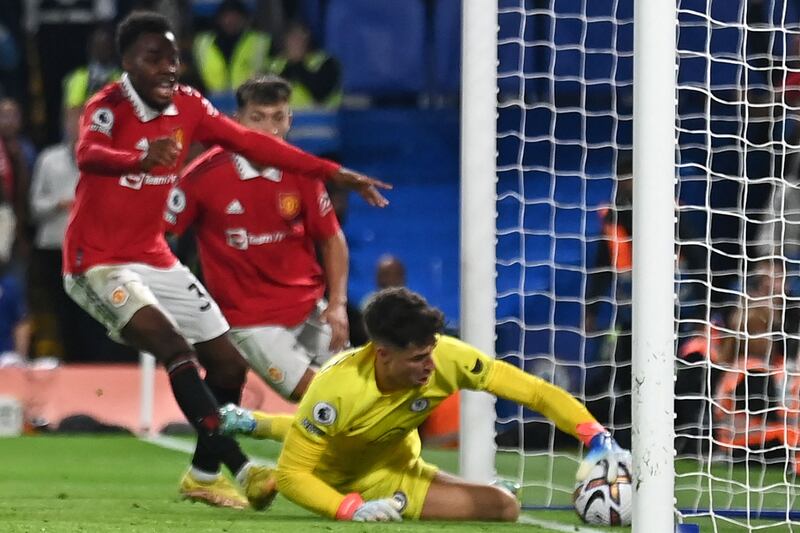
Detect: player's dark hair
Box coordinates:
(116, 11, 174, 57)
(236, 76, 292, 109)
(364, 287, 445, 349)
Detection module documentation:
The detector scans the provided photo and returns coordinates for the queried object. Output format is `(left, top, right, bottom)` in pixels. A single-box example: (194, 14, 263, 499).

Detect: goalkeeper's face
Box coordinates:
(379, 341, 437, 389)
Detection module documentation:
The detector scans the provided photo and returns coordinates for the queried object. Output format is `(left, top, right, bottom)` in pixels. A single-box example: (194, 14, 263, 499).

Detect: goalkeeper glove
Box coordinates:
(336, 493, 403, 522)
(576, 430, 631, 483)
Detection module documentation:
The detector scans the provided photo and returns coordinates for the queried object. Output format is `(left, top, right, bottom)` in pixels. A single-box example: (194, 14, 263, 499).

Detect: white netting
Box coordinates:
(493, 0, 800, 529)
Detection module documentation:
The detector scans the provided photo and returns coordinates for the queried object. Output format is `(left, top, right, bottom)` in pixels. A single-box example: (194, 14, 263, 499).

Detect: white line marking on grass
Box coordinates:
(519, 514, 607, 533)
(140, 433, 277, 466)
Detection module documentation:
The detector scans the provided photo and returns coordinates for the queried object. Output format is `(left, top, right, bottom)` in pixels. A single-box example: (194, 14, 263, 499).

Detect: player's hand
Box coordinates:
(352, 498, 403, 522)
(330, 168, 391, 207)
(140, 137, 180, 171)
(576, 431, 631, 483)
(321, 302, 349, 352)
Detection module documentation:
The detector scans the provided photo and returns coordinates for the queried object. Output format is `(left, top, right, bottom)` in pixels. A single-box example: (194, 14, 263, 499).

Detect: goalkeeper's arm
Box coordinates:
(482, 360, 629, 480)
(483, 360, 604, 442)
(276, 424, 399, 521)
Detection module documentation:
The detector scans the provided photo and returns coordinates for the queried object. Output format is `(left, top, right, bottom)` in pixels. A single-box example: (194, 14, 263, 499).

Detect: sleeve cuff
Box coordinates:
(576, 421, 606, 446)
(335, 492, 364, 520)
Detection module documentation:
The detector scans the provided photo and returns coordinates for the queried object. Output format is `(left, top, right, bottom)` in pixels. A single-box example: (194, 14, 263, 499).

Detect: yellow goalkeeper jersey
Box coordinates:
(276, 334, 600, 519)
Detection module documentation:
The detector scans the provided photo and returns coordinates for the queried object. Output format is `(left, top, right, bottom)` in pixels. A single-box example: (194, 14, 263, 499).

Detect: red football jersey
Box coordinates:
(166, 147, 342, 327)
(64, 74, 339, 274)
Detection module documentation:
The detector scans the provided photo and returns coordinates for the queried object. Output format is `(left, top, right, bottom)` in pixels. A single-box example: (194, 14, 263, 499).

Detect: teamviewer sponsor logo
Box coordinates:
(225, 229, 287, 250)
(225, 228, 248, 250)
(119, 173, 178, 190)
(119, 173, 144, 190)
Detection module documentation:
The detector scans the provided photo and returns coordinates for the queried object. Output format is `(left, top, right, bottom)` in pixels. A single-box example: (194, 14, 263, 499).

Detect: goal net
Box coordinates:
(483, 0, 800, 530)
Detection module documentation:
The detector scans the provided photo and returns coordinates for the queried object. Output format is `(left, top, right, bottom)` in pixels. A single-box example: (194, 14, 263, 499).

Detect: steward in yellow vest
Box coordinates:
(269, 22, 341, 109)
(62, 26, 120, 109)
(193, 0, 272, 94)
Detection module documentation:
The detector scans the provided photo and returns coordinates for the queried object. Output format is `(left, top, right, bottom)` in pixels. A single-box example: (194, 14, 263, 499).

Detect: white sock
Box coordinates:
(235, 462, 254, 485)
(190, 466, 220, 483)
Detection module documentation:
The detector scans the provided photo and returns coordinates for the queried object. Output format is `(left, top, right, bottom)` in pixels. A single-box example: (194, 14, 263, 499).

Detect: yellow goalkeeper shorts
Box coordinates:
(347, 457, 438, 520)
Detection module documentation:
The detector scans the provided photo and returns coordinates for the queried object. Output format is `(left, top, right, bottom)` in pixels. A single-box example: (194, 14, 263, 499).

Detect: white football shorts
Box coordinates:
(63, 262, 229, 345)
(229, 300, 334, 398)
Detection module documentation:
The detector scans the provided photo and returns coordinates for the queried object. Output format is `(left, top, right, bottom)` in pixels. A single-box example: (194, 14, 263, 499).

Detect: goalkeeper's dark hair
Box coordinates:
(116, 11, 174, 57)
(236, 76, 292, 109)
(364, 288, 445, 349)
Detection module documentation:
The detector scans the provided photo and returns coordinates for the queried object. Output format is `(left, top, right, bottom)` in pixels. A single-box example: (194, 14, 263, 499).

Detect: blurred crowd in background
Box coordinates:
(0, 0, 450, 364)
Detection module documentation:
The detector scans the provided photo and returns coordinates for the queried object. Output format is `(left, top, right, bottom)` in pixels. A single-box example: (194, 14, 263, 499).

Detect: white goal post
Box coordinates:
(459, 0, 500, 484)
(631, 0, 677, 531)
(458, 0, 678, 530)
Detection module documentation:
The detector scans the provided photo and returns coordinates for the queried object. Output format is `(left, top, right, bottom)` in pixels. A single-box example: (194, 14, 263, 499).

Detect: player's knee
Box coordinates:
(493, 487, 521, 522)
(206, 355, 248, 385)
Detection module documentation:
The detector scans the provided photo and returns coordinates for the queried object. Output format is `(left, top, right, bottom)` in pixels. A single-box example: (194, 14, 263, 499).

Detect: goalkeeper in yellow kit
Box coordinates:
(221, 287, 630, 521)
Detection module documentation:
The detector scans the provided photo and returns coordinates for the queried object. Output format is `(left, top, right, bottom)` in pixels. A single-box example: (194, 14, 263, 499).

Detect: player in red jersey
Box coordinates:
(63, 12, 388, 510)
(166, 76, 348, 405)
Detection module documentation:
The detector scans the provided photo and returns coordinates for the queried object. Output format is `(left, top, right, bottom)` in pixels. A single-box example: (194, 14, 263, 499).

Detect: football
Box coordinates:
(572, 460, 632, 526)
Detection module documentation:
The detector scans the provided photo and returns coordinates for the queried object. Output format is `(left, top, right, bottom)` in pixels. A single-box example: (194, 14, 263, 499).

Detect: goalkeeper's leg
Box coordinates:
(419, 471, 520, 521)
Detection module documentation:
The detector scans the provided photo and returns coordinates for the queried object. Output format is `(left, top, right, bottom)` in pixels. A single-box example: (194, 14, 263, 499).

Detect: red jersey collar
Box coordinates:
(232, 154, 283, 182)
(120, 73, 179, 123)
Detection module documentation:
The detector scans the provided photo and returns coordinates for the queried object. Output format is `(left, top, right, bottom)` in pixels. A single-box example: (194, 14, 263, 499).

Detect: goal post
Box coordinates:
(459, 0, 499, 483)
(631, 0, 677, 531)
(461, 0, 800, 531)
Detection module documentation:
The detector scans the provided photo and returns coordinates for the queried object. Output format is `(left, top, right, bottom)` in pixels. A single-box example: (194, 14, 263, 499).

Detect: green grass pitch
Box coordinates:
(0, 435, 795, 532)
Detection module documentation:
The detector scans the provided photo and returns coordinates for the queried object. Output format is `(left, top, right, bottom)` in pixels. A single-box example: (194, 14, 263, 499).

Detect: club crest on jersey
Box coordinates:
(410, 398, 430, 412)
(172, 128, 184, 149)
(312, 402, 337, 426)
(109, 286, 129, 307)
(267, 366, 285, 384)
(278, 193, 301, 220)
(392, 491, 408, 513)
(90, 107, 114, 136)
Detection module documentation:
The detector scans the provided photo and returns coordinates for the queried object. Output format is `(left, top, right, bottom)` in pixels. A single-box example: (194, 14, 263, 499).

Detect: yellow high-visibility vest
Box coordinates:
(193, 30, 272, 93)
(269, 51, 342, 109)
(63, 67, 121, 109)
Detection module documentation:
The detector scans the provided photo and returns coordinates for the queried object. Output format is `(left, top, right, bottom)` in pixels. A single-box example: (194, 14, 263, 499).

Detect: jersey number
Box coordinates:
(188, 283, 212, 311)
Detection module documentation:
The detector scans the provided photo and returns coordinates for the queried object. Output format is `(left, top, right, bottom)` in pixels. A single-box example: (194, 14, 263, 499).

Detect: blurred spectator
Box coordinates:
(584, 154, 633, 448)
(0, 21, 21, 100)
(359, 254, 407, 310)
(192, 0, 273, 95)
(712, 259, 800, 469)
(24, 0, 116, 144)
(269, 20, 342, 109)
(62, 25, 120, 110)
(0, 260, 30, 362)
(0, 98, 35, 260)
(0, 99, 36, 173)
(28, 106, 137, 362)
(117, 0, 189, 34)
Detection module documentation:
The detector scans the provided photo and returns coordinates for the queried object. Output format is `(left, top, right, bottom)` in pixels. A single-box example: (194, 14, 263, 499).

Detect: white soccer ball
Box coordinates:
(572, 460, 632, 526)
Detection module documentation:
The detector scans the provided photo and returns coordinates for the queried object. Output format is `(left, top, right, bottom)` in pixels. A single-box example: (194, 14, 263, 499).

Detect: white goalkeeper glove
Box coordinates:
(576, 431, 632, 483)
(352, 498, 403, 522)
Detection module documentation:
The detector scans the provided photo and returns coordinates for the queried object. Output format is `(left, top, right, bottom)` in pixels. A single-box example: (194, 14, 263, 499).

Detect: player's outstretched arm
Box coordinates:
(329, 167, 391, 207)
(276, 425, 402, 522)
(196, 107, 391, 206)
(482, 360, 631, 482)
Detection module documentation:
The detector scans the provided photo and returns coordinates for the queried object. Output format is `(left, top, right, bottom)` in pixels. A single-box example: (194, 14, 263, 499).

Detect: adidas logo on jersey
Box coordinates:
(225, 199, 244, 214)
